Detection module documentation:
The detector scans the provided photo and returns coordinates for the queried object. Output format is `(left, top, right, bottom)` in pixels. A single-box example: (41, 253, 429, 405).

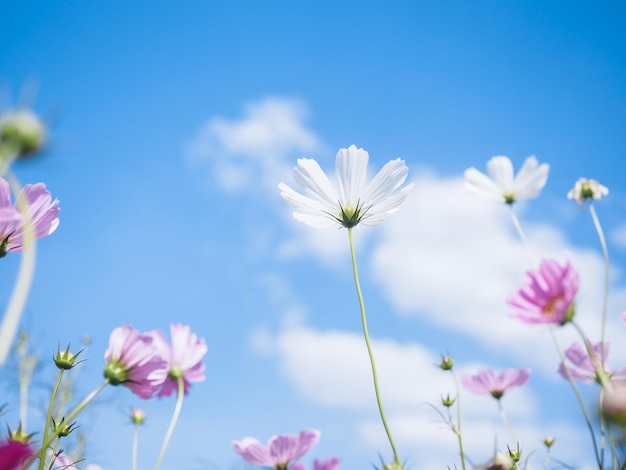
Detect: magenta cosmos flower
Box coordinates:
(292, 457, 340, 470)
(558, 341, 626, 384)
(0, 176, 59, 257)
(507, 258, 579, 325)
(0, 440, 33, 470)
(146, 323, 207, 397)
(462, 368, 531, 399)
(233, 429, 321, 470)
(104, 325, 167, 398)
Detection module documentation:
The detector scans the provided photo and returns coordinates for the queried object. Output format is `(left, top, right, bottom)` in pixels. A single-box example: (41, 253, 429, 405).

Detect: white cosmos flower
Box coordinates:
(464, 155, 549, 204)
(567, 177, 609, 205)
(278, 145, 414, 228)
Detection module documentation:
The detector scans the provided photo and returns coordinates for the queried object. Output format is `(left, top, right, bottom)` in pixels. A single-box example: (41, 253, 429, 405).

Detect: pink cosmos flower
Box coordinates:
(292, 457, 340, 470)
(507, 258, 579, 325)
(558, 341, 626, 384)
(232, 429, 321, 469)
(462, 368, 531, 399)
(146, 323, 207, 397)
(48, 450, 78, 470)
(103, 325, 167, 399)
(0, 440, 33, 470)
(0, 177, 60, 257)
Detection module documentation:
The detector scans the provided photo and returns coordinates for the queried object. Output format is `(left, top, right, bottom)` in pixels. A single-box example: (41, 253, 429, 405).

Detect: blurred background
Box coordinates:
(2, 2, 626, 468)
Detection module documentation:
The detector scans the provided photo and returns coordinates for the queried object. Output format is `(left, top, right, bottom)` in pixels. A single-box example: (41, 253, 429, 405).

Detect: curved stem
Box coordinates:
(154, 376, 185, 470)
(508, 206, 534, 267)
(0, 171, 37, 367)
(588, 203, 610, 368)
(549, 326, 601, 468)
(347, 228, 400, 466)
(451, 370, 467, 470)
(37, 371, 65, 470)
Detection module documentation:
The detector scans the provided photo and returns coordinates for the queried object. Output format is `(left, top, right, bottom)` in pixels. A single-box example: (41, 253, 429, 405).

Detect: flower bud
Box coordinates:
(52, 417, 78, 437)
(130, 408, 146, 425)
(441, 394, 455, 407)
(7, 424, 33, 443)
(54, 344, 81, 370)
(543, 436, 555, 448)
(0, 109, 46, 157)
(439, 355, 454, 371)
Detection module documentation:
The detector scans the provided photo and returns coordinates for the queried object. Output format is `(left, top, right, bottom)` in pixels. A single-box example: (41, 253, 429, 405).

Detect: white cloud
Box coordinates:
(185, 96, 323, 191)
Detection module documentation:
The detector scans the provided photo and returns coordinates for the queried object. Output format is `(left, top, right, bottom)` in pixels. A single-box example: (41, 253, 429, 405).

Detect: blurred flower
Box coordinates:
(103, 325, 166, 399)
(146, 323, 207, 397)
(558, 341, 626, 384)
(0, 176, 60, 257)
(48, 450, 78, 470)
(0, 440, 33, 470)
(464, 155, 549, 204)
(279, 145, 413, 228)
(473, 451, 515, 470)
(292, 457, 340, 470)
(232, 428, 320, 469)
(508, 258, 578, 325)
(130, 407, 146, 425)
(567, 178, 608, 206)
(85, 466, 103, 470)
(462, 368, 531, 399)
(602, 381, 626, 426)
(0, 109, 46, 158)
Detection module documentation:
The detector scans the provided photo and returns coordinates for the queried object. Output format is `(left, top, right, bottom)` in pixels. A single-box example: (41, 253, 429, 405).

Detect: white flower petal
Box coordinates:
(513, 156, 549, 199)
(292, 158, 339, 207)
(464, 167, 506, 202)
(335, 145, 368, 208)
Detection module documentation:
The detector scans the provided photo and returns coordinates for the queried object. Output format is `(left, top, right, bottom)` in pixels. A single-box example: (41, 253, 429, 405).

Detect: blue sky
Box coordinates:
(2, 2, 626, 469)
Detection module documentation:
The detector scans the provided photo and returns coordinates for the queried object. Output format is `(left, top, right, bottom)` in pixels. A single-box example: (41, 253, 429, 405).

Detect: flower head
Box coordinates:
(146, 323, 207, 397)
(508, 258, 579, 325)
(464, 155, 549, 205)
(558, 341, 626, 384)
(0, 177, 60, 257)
(103, 325, 167, 399)
(567, 178, 608, 206)
(232, 428, 321, 470)
(461, 368, 531, 399)
(0, 440, 33, 470)
(279, 145, 414, 229)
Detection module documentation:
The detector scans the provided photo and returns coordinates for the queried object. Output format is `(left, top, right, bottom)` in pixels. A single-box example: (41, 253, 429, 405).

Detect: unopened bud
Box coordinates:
(441, 394, 455, 407)
(130, 407, 146, 425)
(439, 356, 454, 371)
(0, 109, 46, 157)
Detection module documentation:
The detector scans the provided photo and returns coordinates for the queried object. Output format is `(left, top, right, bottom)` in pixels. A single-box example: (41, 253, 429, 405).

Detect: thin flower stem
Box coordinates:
(497, 399, 518, 446)
(549, 326, 601, 468)
(451, 370, 467, 470)
(0, 171, 36, 367)
(132, 423, 140, 470)
(508, 206, 535, 266)
(37, 371, 65, 470)
(542, 447, 551, 470)
(588, 202, 610, 367)
(607, 420, 618, 470)
(154, 376, 185, 470)
(22, 379, 109, 470)
(347, 228, 401, 467)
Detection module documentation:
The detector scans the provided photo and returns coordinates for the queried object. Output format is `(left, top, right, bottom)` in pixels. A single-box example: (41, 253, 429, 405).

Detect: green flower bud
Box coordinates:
(543, 436, 555, 448)
(439, 355, 454, 371)
(52, 417, 78, 437)
(441, 394, 455, 407)
(54, 344, 82, 370)
(0, 109, 46, 157)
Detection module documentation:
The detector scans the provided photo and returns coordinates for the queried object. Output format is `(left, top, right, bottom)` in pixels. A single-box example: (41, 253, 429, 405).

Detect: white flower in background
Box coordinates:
(567, 178, 608, 205)
(464, 155, 549, 204)
(279, 145, 414, 228)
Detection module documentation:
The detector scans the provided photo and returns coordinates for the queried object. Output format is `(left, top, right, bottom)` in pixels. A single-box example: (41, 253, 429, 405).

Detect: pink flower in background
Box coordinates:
(103, 325, 167, 398)
(462, 368, 531, 399)
(147, 323, 207, 397)
(48, 450, 78, 470)
(0, 440, 33, 470)
(85, 465, 103, 470)
(0, 177, 60, 257)
(558, 341, 626, 384)
(233, 429, 321, 469)
(292, 457, 340, 470)
(508, 258, 579, 325)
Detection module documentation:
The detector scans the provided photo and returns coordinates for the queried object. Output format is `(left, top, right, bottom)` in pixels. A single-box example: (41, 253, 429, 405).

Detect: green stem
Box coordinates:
(22, 379, 109, 469)
(497, 399, 518, 445)
(132, 423, 140, 470)
(0, 171, 37, 367)
(451, 370, 467, 470)
(154, 376, 185, 470)
(347, 227, 400, 466)
(508, 206, 534, 266)
(549, 327, 601, 468)
(37, 371, 65, 470)
(588, 203, 610, 369)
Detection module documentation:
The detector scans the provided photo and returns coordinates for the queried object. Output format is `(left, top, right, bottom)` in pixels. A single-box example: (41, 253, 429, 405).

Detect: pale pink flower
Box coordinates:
(0, 440, 33, 470)
(233, 429, 321, 469)
(279, 145, 413, 228)
(48, 450, 78, 469)
(292, 458, 340, 470)
(85, 465, 103, 470)
(103, 325, 167, 399)
(146, 323, 207, 397)
(462, 368, 531, 399)
(508, 258, 579, 325)
(558, 341, 626, 384)
(0, 176, 59, 257)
